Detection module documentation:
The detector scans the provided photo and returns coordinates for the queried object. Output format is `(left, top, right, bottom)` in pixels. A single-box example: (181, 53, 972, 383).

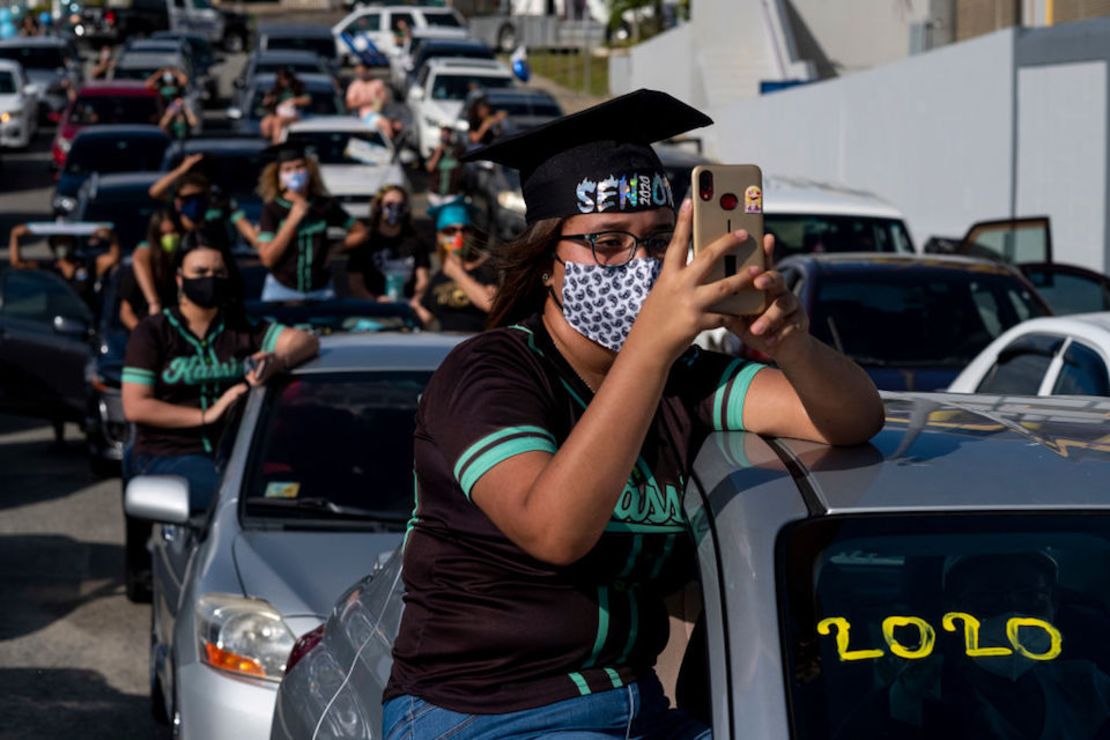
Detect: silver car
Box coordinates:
(272, 393, 1110, 739)
(125, 332, 464, 740)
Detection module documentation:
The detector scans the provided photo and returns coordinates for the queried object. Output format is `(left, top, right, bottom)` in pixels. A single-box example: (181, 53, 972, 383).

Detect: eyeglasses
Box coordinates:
(440, 226, 470, 236)
(559, 230, 674, 267)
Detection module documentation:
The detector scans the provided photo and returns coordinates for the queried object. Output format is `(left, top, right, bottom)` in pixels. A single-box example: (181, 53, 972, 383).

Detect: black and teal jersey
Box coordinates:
(257, 196, 355, 293)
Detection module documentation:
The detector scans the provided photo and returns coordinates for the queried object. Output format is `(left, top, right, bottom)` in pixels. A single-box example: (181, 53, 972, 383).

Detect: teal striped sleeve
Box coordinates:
(453, 425, 557, 500)
(261, 323, 286, 353)
(122, 366, 156, 386)
(229, 209, 245, 224)
(256, 232, 275, 243)
(711, 361, 768, 431)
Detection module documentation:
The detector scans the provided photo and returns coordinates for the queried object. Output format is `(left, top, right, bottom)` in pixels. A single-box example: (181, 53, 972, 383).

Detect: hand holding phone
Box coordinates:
(691, 165, 768, 315)
(244, 354, 271, 384)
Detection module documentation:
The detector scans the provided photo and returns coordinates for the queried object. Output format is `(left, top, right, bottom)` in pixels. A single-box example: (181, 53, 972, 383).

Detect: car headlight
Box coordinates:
(53, 195, 77, 213)
(496, 189, 526, 214)
(196, 593, 297, 682)
(0, 112, 11, 124)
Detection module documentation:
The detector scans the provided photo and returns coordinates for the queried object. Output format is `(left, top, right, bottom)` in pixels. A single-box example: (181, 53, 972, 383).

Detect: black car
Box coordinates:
(228, 73, 344, 137)
(159, 136, 270, 229)
(778, 253, 1052, 391)
(406, 38, 494, 90)
(53, 125, 170, 217)
(70, 172, 163, 253)
(255, 24, 339, 71)
(85, 263, 132, 475)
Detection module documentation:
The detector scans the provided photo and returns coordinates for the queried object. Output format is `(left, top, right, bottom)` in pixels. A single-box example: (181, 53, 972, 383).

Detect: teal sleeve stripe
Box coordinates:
(122, 368, 156, 385)
(343, 216, 356, 229)
(453, 425, 555, 481)
(604, 667, 623, 689)
(568, 672, 591, 696)
(617, 589, 639, 663)
(230, 210, 245, 223)
(583, 586, 610, 669)
(712, 358, 744, 431)
(460, 436, 557, 500)
(725, 363, 768, 431)
(257, 232, 275, 243)
(261, 323, 286, 353)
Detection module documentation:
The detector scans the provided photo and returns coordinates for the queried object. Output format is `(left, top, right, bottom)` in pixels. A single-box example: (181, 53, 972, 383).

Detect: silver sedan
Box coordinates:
(125, 332, 465, 740)
(272, 393, 1110, 739)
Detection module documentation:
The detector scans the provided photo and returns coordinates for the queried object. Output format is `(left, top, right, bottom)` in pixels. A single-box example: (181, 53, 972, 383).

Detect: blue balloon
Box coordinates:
(512, 58, 531, 83)
(0, 21, 15, 39)
(0, 9, 10, 23)
(39, 10, 51, 25)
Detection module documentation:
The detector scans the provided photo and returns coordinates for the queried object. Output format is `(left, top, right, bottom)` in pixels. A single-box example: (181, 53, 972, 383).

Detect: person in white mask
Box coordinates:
(382, 90, 883, 739)
(255, 142, 368, 301)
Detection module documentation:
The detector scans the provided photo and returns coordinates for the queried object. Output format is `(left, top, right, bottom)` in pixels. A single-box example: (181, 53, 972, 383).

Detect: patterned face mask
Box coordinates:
(560, 257, 661, 352)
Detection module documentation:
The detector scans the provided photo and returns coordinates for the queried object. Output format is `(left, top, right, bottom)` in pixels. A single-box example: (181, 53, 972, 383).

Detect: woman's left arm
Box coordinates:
(246, 326, 319, 386)
(727, 236, 884, 446)
(442, 254, 495, 313)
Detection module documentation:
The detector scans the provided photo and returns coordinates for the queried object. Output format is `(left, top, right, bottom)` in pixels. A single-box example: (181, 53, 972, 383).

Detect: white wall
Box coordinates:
(709, 28, 1018, 248)
(609, 23, 704, 107)
(787, 0, 930, 72)
(1015, 61, 1107, 271)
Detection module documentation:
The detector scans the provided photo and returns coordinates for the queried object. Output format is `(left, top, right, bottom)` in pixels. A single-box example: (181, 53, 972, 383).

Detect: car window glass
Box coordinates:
(975, 333, 1063, 394)
(390, 12, 414, 32)
(1052, 342, 1110, 396)
(66, 137, 169, 175)
(780, 514, 1110, 740)
(422, 11, 462, 27)
(242, 371, 431, 527)
(0, 47, 65, 69)
(0, 71, 15, 94)
(71, 96, 160, 126)
(965, 220, 1049, 264)
(431, 74, 512, 100)
(287, 131, 388, 165)
(348, 12, 380, 33)
(2, 270, 90, 323)
(764, 215, 913, 260)
(1023, 268, 1110, 316)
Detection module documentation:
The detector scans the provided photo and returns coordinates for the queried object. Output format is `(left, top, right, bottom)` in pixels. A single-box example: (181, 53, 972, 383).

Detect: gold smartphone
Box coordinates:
(691, 164, 768, 315)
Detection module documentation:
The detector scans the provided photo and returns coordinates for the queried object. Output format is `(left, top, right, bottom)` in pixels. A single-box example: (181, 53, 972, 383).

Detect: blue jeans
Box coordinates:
(382, 672, 710, 740)
(261, 273, 336, 302)
(126, 452, 219, 512)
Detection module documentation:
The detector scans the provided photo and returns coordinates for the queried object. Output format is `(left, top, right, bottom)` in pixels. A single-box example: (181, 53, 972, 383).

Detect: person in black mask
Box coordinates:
(346, 184, 430, 301)
(121, 227, 318, 596)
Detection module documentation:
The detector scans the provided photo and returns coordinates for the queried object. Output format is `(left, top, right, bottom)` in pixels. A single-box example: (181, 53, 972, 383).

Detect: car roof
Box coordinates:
(0, 37, 67, 48)
(84, 171, 162, 196)
(989, 312, 1110, 340)
(420, 38, 489, 51)
(251, 73, 335, 90)
(117, 51, 185, 67)
(169, 137, 269, 154)
(71, 124, 168, 141)
(779, 252, 1018, 275)
(762, 175, 905, 219)
(287, 116, 381, 133)
(766, 393, 1110, 514)
(77, 80, 157, 96)
(259, 23, 334, 38)
(0, 59, 24, 73)
(293, 332, 468, 373)
(426, 57, 509, 74)
(251, 49, 324, 62)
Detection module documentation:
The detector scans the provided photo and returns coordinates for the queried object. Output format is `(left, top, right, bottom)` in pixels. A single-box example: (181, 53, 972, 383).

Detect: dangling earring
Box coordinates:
(542, 272, 550, 284)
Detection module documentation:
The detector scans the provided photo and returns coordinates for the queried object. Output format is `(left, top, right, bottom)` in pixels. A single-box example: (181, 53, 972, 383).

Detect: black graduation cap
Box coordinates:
(464, 89, 712, 224)
(265, 141, 308, 163)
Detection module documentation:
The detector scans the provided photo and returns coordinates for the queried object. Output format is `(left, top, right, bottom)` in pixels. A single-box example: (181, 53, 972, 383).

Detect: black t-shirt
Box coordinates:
(385, 315, 767, 713)
(419, 260, 497, 333)
(122, 307, 286, 457)
(119, 259, 176, 319)
(347, 231, 430, 298)
(258, 196, 355, 293)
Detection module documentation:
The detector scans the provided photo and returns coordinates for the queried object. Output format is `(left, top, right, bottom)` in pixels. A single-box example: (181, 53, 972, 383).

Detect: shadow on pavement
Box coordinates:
(0, 417, 111, 512)
(0, 667, 170, 740)
(0, 534, 124, 642)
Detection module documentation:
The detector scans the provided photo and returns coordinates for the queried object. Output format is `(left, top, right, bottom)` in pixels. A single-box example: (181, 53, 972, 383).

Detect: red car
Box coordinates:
(52, 81, 162, 172)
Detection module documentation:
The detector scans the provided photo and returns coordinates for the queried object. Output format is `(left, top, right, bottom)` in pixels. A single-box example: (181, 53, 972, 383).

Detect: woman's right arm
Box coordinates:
(132, 246, 161, 314)
(8, 223, 31, 268)
(123, 381, 247, 428)
(149, 153, 203, 200)
(256, 199, 307, 268)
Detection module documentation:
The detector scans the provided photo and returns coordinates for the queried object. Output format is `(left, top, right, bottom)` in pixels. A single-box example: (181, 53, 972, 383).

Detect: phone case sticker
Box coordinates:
(744, 185, 763, 214)
(265, 481, 301, 499)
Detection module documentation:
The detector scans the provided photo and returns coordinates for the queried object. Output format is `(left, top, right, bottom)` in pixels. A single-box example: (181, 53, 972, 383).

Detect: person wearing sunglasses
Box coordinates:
(411, 201, 496, 332)
(385, 90, 883, 738)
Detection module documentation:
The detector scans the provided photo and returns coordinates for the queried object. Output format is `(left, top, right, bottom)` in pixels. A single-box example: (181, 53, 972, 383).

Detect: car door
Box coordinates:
(958, 217, 1052, 265)
(1047, 340, 1110, 397)
(973, 332, 1065, 395)
(1020, 263, 1110, 316)
(0, 269, 93, 421)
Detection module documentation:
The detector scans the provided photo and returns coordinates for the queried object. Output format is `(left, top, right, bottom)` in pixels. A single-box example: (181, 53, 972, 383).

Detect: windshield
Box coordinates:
(265, 37, 334, 60)
(242, 371, 431, 527)
(431, 74, 512, 101)
(249, 86, 342, 119)
(766, 214, 914, 259)
(423, 11, 462, 27)
(66, 137, 168, 175)
(808, 269, 1045, 367)
(488, 98, 561, 119)
(69, 95, 160, 126)
(166, 150, 268, 200)
(0, 71, 15, 94)
(82, 194, 159, 251)
(0, 46, 65, 70)
(113, 66, 163, 81)
(287, 130, 389, 165)
(781, 514, 1110, 740)
(256, 60, 322, 77)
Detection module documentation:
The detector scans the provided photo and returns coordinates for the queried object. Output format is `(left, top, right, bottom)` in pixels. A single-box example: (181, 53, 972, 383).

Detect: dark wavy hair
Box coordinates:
(486, 217, 564, 328)
(174, 226, 247, 318)
(368, 184, 416, 238)
(145, 209, 182, 306)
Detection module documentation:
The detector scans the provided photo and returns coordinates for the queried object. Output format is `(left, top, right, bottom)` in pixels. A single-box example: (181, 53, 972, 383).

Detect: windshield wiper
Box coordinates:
(247, 496, 408, 522)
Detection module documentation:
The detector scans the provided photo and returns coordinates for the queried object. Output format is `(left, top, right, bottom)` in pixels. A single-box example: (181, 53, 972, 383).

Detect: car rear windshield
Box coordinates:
(249, 87, 342, 119)
(432, 73, 512, 100)
(0, 71, 14, 94)
(242, 371, 430, 528)
(255, 60, 322, 77)
(265, 37, 334, 60)
(81, 192, 159, 251)
(423, 11, 462, 27)
(66, 137, 168, 175)
(286, 130, 389, 165)
(70, 95, 160, 126)
(490, 98, 562, 119)
(0, 47, 65, 69)
(779, 513, 1110, 740)
(165, 150, 268, 200)
(808, 269, 1045, 367)
(766, 214, 914, 259)
(113, 66, 162, 81)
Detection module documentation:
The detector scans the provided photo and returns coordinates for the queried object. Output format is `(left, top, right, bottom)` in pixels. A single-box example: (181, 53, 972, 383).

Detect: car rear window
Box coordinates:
(165, 149, 269, 201)
(808, 269, 1046, 367)
(249, 86, 342, 119)
(265, 36, 335, 60)
(66, 136, 169, 175)
(766, 214, 913, 259)
(286, 130, 389, 165)
(423, 11, 462, 27)
(0, 71, 15, 94)
(780, 514, 1110, 740)
(70, 95, 160, 126)
(431, 73, 511, 100)
(0, 46, 65, 69)
(81, 190, 160, 251)
(242, 371, 430, 528)
(256, 60, 322, 77)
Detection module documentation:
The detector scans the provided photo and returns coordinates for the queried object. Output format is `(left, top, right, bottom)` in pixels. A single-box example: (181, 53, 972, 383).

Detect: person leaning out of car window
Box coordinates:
(345, 61, 399, 141)
(8, 222, 120, 305)
(384, 90, 884, 739)
(411, 201, 496, 333)
(145, 66, 190, 112)
(255, 142, 368, 302)
(346, 184, 430, 302)
(466, 94, 507, 148)
(261, 67, 310, 146)
(121, 226, 318, 509)
(148, 152, 258, 249)
(119, 210, 182, 331)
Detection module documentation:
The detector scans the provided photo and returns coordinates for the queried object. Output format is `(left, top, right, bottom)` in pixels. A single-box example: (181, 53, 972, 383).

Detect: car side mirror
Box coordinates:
(125, 475, 191, 524)
(53, 315, 91, 338)
(226, 106, 242, 120)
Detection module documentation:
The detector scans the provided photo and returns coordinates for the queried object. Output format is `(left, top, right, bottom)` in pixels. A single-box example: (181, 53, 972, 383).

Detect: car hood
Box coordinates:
(25, 69, 63, 86)
(863, 366, 961, 392)
(0, 93, 24, 112)
(232, 529, 403, 619)
(319, 164, 402, 196)
(424, 99, 463, 126)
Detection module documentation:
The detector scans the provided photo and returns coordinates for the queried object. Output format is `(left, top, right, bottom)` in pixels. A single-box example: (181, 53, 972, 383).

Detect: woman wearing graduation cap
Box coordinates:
(411, 200, 497, 332)
(255, 142, 368, 301)
(386, 90, 883, 737)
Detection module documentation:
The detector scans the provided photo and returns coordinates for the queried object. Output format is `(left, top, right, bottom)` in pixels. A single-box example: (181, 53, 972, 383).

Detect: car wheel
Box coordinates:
(497, 22, 517, 54)
(150, 611, 170, 724)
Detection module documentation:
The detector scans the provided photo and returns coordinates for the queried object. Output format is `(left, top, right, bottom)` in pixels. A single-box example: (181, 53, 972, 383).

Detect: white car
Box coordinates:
(389, 25, 471, 92)
(0, 60, 38, 149)
(332, 4, 467, 65)
(407, 57, 514, 159)
(283, 116, 407, 220)
(947, 313, 1110, 397)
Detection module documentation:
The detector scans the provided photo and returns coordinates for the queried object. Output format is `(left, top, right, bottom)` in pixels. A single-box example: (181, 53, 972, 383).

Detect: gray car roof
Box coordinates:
(259, 24, 334, 38)
(770, 392, 1110, 514)
(780, 252, 1017, 273)
(250, 73, 335, 91)
(0, 37, 68, 48)
(292, 332, 468, 373)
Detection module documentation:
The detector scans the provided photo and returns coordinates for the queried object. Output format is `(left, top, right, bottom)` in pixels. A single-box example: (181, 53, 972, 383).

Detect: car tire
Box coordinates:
(497, 23, 517, 54)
